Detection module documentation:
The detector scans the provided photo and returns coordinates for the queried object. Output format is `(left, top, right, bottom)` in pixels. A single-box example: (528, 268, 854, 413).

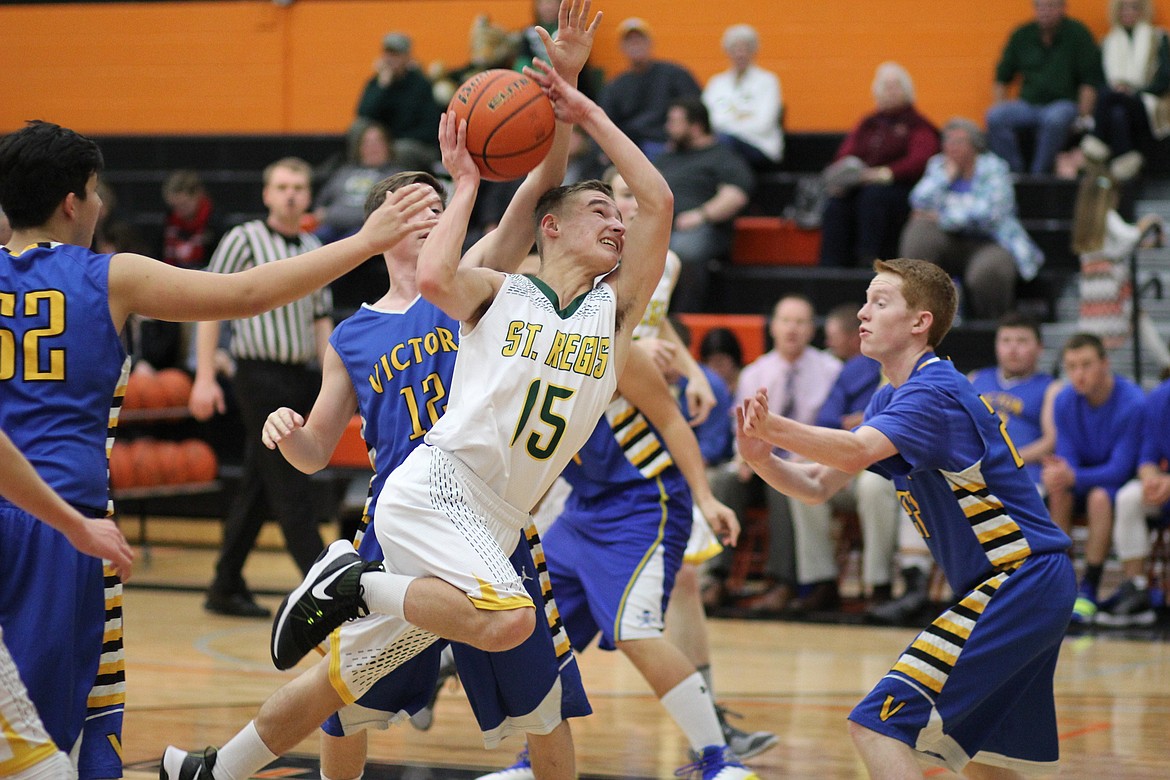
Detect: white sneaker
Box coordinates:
(475, 748, 534, 780)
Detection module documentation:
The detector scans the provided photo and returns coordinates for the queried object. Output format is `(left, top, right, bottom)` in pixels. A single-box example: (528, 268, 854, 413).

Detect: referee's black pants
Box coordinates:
(211, 359, 325, 596)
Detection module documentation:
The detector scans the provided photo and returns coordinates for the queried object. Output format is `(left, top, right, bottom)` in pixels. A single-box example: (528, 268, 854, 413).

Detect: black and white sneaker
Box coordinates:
(160, 746, 216, 780)
(270, 540, 382, 670)
(716, 704, 779, 760)
(1096, 580, 1157, 627)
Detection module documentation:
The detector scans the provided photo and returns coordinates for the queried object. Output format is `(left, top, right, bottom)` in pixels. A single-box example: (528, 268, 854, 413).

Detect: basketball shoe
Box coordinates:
(675, 746, 759, 779)
(159, 746, 216, 780)
(270, 540, 382, 670)
(474, 748, 532, 780)
(716, 705, 778, 760)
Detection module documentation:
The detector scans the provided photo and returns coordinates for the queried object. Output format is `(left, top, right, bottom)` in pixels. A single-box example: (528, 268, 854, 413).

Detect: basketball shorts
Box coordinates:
(546, 474, 691, 651)
(848, 552, 1075, 774)
(0, 506, 123, 780)
(323, 522, 590, 747)
(0, 625, 65, 776)
(683, 504, 723, 565)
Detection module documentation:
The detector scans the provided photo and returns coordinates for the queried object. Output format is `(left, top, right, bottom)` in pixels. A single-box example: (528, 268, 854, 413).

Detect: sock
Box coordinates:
(362, 571, 415, 619)
(696, 663, 716, 699)
(1083, 565, 1104, 598)
(660, 672, 725, 752)
(215, 721, 277, 780)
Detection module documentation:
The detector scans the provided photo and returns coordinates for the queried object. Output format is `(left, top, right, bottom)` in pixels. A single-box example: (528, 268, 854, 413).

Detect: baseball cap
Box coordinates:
(617, 17, 651, 38)
(382, 32, 411, 53)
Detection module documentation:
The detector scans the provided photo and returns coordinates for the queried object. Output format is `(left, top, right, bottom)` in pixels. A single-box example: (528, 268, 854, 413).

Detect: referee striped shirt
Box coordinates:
(206, 220, 331, 365)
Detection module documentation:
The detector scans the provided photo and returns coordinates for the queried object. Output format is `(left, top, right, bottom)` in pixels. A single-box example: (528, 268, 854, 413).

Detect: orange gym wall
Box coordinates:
(0, 0, 1120, 137)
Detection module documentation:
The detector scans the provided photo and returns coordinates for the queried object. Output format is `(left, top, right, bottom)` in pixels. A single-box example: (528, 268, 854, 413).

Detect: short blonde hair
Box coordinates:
(721, 24, 759, 54)
(263, 157, 312, 186)
(872, 61, 915, 105)
(1110, 0, 1151, 25)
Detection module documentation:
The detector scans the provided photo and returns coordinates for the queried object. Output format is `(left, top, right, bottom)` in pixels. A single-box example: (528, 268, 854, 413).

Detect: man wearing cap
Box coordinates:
(354, 31, 443, 170)
(600, 17, 701, 160)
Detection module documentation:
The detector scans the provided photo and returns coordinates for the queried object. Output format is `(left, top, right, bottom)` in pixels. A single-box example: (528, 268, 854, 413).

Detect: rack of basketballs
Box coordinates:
(109, 368, 219, 491)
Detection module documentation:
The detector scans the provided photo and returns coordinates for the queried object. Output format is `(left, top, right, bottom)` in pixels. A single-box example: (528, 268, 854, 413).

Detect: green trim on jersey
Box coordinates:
(525, 274, 592, 319)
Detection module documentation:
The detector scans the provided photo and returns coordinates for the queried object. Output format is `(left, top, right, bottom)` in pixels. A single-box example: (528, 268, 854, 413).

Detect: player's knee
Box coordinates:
(480, 607, 535, 652)
(847, 718, 879, 749)
(1085, 487, 1113, 518)
(673, 562, 698, 591)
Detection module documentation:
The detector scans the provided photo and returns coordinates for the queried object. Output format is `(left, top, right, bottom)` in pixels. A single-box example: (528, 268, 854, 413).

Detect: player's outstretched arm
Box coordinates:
(525, 59, 673, 355)
(0, 430, 133, 581)
(465, 0, 602, 273)
(419, 112, 505, 323)
(735, 406, 852, 505)
(262, 346, 358, 474)
(107, 184, 440, 330)
(619, 343, 740, 545)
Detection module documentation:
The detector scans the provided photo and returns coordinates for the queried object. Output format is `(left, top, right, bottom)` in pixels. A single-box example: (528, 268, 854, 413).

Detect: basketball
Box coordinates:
(109, 442, 135, 490)
(447, 69, 556, 182)
(154, 441, 186, 484)
(124, 371, 168, 410)
(130, 439, 166, 486)
(155, 368, 194, 408)
(180, 439, 218, 483)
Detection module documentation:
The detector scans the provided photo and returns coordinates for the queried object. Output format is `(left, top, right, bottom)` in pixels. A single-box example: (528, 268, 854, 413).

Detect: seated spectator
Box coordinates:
(699, 326, 744, 397)
(899, 118, 1044, 320)
(1042, 332, 1143, 626)
(161, 169, 221, 269)
(986, 0, 1103, 175)
(656, 97, 754, 312)
(1080, 0, 1170, 170)
(702, 24, 784, 169)
(669, 319, 734, 469)
(353, 32, 442, 171)
(707, 295, 841, 614)
(968, 312, 1061, 489)
(600, 17, 701, 160)
(313, 122, 404, 244)
(1104, 373, 1170, 626)
(819, 62, 939, 267)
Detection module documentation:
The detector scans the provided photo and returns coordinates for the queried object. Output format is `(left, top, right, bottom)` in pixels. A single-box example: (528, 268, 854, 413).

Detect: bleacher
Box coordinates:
(95, 130, 1090, 374)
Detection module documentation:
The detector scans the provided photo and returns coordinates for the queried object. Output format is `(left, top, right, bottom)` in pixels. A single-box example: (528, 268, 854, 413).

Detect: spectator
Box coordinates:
(819, 62, 939, 267)
(1042, 332, 1143, 626)
(1103, 374, 1170, 626)
(708, 295, 841, 614)
(188, 157, 331, 618)
(899, 118, 1044, 320)
(968, 312, 1061, 489)
(986, 0, 1103, 175)
(699, 326, 744, 397)
(161, 169, 221, 269)
(600, 17, 701, 159)
(655, 97, 754, 312)
(353, 31, 442, 171)
(1082, 0, 1170, 170)
(314, 122, 405, 244)
(669, 319, 734, 469)
(702, 24, 784, 169)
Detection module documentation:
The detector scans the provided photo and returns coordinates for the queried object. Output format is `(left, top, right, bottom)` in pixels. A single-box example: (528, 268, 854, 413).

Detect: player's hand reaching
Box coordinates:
(439, 111, 480, 185)
(356, 183, 442, 256)
(538, 0, 602, 83)
(524, 58, 597, 126)
(684, 370, 716, 427)
(697, 495, 740, 547)
(739, 388, 772, 439)
(735, 404, 773, 468)
(262, 407, 305, 450)
(65, 518, 134, 582)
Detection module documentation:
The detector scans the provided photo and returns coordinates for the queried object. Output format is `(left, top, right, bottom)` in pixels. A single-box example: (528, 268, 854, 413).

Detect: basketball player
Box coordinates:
(0, 429, 133, 780)
(737, 258, 1076, 777)
(0, 119, 438, 780)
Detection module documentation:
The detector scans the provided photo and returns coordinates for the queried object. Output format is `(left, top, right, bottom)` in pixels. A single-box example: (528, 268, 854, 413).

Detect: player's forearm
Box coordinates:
(276, 431, 332, 474)
(418, 179, 478, 298)
(658, 415, 717, 505)
(744, 451, 835, 504)
(579, 105, 672, 217)
(759, 412, 873, 474)
(193, 320, 221, 382)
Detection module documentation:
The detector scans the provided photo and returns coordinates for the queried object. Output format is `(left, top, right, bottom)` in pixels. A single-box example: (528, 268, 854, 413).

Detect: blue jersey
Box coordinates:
(329, 298, 459, 553)
(560, 396, 691, 507)
(968, 368, 1053, 484)
(1053, 374, 1144, 497)
(1138, 379, 1170, 470)
(0, 243, 127, 512)
(864, 354, 1070, 594)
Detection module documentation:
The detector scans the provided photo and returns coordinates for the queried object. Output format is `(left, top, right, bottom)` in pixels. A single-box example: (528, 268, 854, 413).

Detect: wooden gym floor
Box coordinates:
(116, 521, 1170, 779)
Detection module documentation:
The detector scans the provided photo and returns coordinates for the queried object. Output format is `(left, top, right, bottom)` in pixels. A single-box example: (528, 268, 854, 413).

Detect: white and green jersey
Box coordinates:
(425, 273, 619, 515)
(631, 250, 679, 341)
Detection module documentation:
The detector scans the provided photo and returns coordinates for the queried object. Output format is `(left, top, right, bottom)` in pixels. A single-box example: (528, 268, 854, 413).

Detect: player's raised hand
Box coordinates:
(357, 182, 442, 254)
(66, 518, 134, 582)
(439, 111, 479, 184)
(538, 0, 602, 81)
(262, 407, 305, 450)
(524, 58, 597, 125)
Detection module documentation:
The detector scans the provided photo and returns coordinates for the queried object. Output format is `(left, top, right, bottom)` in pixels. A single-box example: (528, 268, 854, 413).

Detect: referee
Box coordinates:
(189, 157, 330, 618)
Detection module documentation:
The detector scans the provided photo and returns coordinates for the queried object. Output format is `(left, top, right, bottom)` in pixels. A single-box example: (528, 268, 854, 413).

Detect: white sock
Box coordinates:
(362, 571, 414, 619)
(660, 672, 725, 752)
(214, 721, 278, 780)
(322, 773, 363, 780)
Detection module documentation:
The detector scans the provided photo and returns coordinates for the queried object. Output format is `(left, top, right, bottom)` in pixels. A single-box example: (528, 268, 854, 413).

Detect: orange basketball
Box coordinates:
(125, 371, 167, 410)
(448, 69, 555, 182)
(109, 441, 136, 490)
(155, 368, 194, 408)
(154, 441, 185, 484)
(180, 439, 218, 483)
(130, 439, 165, 486)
